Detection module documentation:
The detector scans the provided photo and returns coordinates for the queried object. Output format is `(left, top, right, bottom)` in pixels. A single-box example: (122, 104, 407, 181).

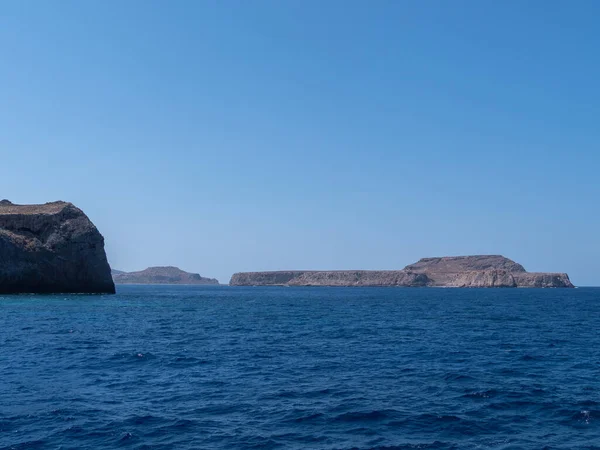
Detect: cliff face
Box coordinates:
(432, 270, 518, 288)
(287, 271, 429, 286)
(513, 272, 574, 288)
(230, 271, 429, 287)
(229, 255, 574, 288)
(403, 256, 573, 288)
(0, 200, 115, 294)
(113, 266, 219, 285)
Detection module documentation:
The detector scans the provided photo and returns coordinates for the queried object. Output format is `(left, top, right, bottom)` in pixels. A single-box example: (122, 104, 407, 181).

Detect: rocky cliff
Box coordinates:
(229, 255, 574, 288)
(230, 270, 429, 287)
(403, 256, 572, 287)
(113, 266, 219, 285)
(0, 200, 115, 294)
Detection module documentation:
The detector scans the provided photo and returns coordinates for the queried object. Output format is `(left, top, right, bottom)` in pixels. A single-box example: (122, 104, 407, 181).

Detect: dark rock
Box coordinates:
(229, 255, 574, 288)
(113, 266, 219, 285)
(0, 200, 115, 294)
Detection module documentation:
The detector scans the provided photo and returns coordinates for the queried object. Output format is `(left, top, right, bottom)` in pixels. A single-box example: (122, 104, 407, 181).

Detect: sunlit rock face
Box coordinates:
(229, 255, 574, 288)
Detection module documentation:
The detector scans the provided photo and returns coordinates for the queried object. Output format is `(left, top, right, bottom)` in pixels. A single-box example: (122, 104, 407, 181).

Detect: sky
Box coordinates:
(1, 1, 599, 285)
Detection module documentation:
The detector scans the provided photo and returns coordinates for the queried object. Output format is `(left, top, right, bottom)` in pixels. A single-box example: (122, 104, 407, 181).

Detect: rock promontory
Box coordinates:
(112, 266, 219, 285)
(229, 255, 574, 288)
(0, 200, 115, 294)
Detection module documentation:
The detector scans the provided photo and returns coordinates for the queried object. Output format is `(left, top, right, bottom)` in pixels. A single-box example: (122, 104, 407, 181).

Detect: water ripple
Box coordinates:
(1, 285, 599, 449)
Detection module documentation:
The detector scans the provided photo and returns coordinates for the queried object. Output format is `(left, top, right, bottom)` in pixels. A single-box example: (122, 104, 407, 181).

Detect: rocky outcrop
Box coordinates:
(113, 266, 219, 285)
(513, 272, 574, 288)
(404, 255, 526, 274)
(0, 200, 115, 294)
(230, 270, 429, 287)
(431, 269, 519, 288)
(229, 255, 574, 288)
(403, 256, 573, 288)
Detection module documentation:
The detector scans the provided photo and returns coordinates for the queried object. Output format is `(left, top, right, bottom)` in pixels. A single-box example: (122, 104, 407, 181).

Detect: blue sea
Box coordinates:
(1, 286, 600, 449)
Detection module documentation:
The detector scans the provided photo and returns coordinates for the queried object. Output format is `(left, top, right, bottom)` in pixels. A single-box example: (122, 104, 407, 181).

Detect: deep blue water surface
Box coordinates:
(1, 286, 600, 449)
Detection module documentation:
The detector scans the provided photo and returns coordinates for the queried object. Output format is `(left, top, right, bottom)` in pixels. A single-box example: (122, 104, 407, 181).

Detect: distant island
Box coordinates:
(113, 266, 219, 285)
(0, 202, 575, 292)
(0, 200, 115, 294)
(229, 255, 574, 288)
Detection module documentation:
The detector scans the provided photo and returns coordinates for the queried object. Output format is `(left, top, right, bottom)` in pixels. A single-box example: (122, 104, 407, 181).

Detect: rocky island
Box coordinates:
(229, 255, 574, 288)
(0, 200, 115, 294)
(112, 266, 219, 285)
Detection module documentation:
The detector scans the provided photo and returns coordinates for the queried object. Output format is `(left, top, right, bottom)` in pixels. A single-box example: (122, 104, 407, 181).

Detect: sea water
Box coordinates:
(1, 285, 599, 449)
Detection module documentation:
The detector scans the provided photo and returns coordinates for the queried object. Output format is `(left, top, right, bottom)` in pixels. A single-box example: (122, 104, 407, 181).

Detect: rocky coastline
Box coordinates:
(0, 200, 115, 294)
(229, 255, 574, 288)
(0, 202, 575, 292)
(113, 266, 219, 285)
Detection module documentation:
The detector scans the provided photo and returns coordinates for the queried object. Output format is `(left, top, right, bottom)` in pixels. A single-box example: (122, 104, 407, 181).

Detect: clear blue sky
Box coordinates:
(1, 1, 599, 285)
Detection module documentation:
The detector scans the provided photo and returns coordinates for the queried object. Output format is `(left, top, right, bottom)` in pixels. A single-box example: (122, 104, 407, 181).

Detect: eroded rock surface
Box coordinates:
(230, 270, 429, 287)
(0, 200, 115, 294)
(229, 255, 574, 288)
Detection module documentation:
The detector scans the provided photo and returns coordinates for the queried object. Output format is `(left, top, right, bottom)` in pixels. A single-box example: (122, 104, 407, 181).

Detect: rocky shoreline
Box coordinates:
(0, 200, 115, 294)
(229, 255, 574, 288)
(0, 201, 576, 292)
(113, 266, 219, 285)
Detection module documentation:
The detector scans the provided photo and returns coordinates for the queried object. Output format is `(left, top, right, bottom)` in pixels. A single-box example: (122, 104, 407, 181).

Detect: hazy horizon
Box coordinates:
(2, 1, 599, 286)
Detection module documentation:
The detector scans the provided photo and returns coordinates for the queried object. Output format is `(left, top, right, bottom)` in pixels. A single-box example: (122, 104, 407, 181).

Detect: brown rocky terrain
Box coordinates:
(230, 270, 429, 287)
(229, 255, 574, 288)
(113, 266, 219, 285)
(0, 200, 115, 294)
(403, 255, 526, 274)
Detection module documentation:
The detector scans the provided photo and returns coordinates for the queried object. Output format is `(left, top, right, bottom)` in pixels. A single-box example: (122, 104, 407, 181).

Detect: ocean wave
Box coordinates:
(2, 286, 600, 449)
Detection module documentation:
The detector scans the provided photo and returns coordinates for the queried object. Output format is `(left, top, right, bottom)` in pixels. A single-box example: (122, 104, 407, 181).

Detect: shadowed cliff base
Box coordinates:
(229, 255, 574, 288)
(0, 200, 115, 294)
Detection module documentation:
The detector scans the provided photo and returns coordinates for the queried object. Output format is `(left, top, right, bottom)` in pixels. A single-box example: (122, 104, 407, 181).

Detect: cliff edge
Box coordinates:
(229, 255, 573, 288)
(0, 200, 115, 294)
